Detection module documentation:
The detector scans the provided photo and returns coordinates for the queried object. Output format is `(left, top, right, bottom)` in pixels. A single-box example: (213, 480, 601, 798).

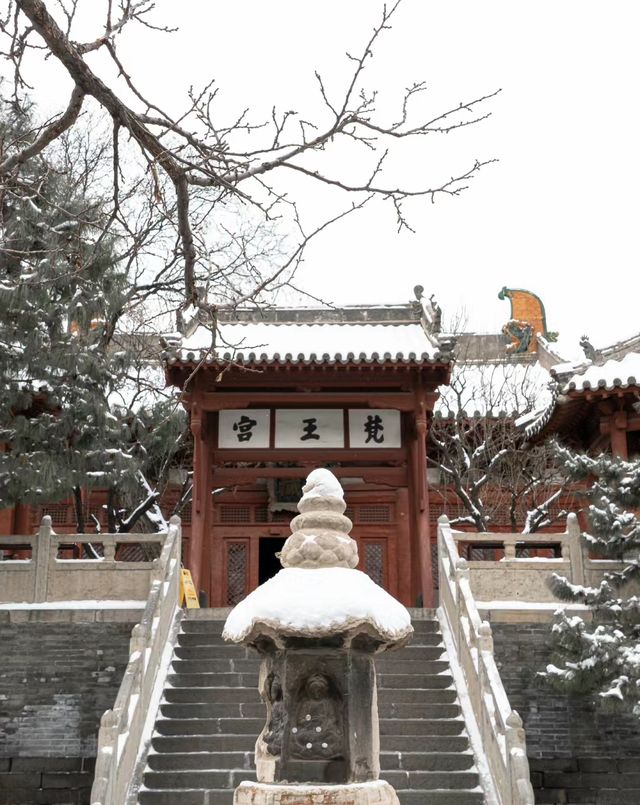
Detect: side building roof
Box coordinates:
(523, 333, 640, 442)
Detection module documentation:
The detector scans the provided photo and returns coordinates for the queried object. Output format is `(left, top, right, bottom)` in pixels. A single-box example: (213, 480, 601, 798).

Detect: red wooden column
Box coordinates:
(395, 486, 413, 607)
(412, 396, 434, 608)
(609, 411, 629, 459)
(188, 399, 207, 597)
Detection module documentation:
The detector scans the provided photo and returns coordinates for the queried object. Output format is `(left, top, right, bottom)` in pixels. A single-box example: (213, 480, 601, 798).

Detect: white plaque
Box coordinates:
(275, 409, 344, 448)
(349, 409, 401, 448)
(218, 409, 270, 448)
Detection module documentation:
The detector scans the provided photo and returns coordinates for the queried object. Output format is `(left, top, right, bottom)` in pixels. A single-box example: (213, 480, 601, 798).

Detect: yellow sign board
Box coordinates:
(180, 568, 200, 608)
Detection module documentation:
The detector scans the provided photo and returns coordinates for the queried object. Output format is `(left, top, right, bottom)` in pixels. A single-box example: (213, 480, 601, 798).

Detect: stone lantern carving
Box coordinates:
(223, 468, 412, 805)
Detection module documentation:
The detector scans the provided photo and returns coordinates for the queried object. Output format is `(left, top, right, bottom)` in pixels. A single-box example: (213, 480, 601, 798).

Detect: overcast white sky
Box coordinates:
(9, 1, 640, 361)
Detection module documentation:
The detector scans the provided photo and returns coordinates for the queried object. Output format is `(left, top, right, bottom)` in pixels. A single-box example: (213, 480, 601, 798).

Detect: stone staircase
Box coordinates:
(137, 610, 484, 805)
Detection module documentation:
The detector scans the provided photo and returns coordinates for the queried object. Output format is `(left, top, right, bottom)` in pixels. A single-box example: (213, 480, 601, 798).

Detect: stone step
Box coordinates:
(147, 751, 254, 771)
(176, 634, 255, 651)
(158, 698, 460, 723)
(173, 648, 259, 665)
(380, 718, 466, 737)
(138, 791, 484, 805)
(151, 735, 256, 754)
(376, 649, 451, 679)
(176, 629, 444, 647)
(140, 611, 483, 805)
(138, 789, 228, 805)
(164, 684, 258, 700)
(380, 735, 472, 753)
(165, 687, 261, 704)
(378, 688, 459, 704)
(384, 770, 479, 790)
(168, 671, 259, 688)
(160, 702, 265, 719)
(155, 715, 465, 739)
(155, 718, 264, 736)
(150, 733, 472, 756)
(180, 615, 440, 632)
(396, 791, 484, 805)
(380, 751, 475, 772)
(376, 656, 449, 671)
(378, 671, 450, 688)
(146, 750, 475, 774)
(143, 768, 479, 792)
(170, 656, 450, 675)
(143, 770, 258, 789)
(166, 673, 455, 693)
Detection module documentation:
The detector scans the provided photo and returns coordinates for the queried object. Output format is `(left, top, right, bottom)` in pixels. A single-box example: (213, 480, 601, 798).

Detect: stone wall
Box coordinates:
(492, 622, 640, 803)
(0, 618, 135, 805)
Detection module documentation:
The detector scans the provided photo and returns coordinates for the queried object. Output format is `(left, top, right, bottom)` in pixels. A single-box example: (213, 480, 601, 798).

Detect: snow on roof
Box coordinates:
(168, 320, 443, 365)
(562, 351, 640, 392)
(521, 349, 640, 440)
(436, 360, 553, 416)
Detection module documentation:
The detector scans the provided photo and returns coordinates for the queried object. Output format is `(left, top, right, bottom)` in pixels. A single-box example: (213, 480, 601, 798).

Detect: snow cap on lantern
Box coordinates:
(223, 468, 412, 646)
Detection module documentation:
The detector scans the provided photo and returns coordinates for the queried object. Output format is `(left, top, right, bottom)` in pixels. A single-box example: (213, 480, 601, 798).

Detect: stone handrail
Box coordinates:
(446, 515, 634, 603)
(0, 518, 170, 603)
(437, 514, 535, 805)
(90, 516, 181, 805)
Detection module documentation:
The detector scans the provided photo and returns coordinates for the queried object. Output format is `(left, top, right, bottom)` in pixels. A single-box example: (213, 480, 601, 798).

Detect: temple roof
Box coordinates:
(163, 301, 452, 367)
(522, 334, 640, 441)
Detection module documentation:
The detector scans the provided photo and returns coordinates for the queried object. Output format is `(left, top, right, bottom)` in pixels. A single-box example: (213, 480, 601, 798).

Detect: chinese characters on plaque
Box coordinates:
(218, 409, 270, 448)
(218, 409, 401, 448)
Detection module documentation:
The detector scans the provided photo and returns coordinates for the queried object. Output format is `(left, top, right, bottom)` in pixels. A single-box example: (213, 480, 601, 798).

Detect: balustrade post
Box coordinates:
(103, 536, 116, 563)
(565, 513, 586, 585)
(34, 516, 53, 603)
(503, 536, 517, 560)
(455, 557, 469, 650)
(506, 709, 533, 804)
(478, 620, 494, 653)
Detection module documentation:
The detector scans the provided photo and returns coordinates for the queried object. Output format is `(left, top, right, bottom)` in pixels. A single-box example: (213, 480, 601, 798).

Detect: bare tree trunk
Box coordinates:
(72, 486, 85, 532)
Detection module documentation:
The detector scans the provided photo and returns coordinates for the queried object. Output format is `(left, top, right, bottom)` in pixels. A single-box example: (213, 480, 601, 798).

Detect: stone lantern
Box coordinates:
(223, 468, 413, 805)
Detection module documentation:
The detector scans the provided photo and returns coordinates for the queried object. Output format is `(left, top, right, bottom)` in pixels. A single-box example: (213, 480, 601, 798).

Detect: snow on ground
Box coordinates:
(0, 600, 146, 609)
(475, 601, 590, 611)
(223, 566, 412, 643)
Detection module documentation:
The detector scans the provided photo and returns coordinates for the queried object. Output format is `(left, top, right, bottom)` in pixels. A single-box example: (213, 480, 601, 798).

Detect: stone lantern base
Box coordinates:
(234, 780, 400, 805)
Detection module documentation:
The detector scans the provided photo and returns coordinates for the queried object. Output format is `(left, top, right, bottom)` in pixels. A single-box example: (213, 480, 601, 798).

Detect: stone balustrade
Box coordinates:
(90, 516, 182, 805)
(440, 513, 637, 604)
(437, 514, 535, 805)
(0, 517, 171, 603)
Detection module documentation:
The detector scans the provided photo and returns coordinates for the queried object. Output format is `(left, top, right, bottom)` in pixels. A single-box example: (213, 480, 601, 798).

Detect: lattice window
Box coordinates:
(363, 543, 385, 587)
(220, 505, 251, 523)
(432, 541, 439, 592)
(40, 503, 70, 526)
(358, 504, 392, 523)
(254, 507, 268, 522)
(344, 507, 355, 522)
(226, 542, 248, 605)
(115, 543, 159, 562)
(466, 544, 504, 561)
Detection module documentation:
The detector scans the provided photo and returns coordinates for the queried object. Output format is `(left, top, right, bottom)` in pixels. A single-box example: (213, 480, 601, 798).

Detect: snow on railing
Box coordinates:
(437, 514, 535, 805)
(90, 516, 182, 805)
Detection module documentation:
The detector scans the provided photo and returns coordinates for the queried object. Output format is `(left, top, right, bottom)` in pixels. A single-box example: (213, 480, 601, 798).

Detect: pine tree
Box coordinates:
(0, 101, 185, 531)
(542, 446, 640, 716)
